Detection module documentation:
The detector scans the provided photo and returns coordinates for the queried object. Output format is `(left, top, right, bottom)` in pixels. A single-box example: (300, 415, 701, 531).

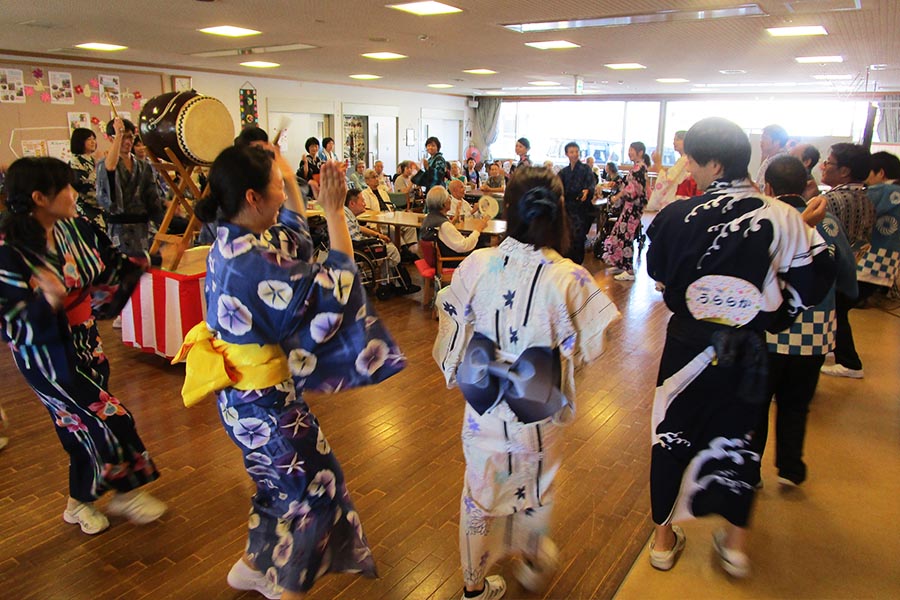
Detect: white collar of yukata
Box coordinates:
(498, 236, 564, 267)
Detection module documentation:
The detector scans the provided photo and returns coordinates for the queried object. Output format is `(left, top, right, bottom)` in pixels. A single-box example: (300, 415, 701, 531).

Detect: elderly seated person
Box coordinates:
(344, 189, 420, 295)
(480, 162, 506, 194)
(348, 161, 367, 190)
(419, 186, 487, 258)
(447, 179, 474, 222)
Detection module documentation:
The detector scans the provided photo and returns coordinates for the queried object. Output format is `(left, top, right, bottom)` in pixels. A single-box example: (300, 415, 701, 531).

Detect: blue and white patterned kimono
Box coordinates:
(204, 208, 405, 593)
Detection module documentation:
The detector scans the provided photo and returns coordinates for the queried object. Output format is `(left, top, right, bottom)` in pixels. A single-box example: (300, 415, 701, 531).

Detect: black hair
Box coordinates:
(765, 155, 808, 197)
(70, 128, 96, 154)
(345, 188, 362, 206)
(606, 161, 618, 172)
(105, 118, 136, 137)
(133, 136, 144, 146)
(641, 154, 651, 168)
(466, 156, 476, 164)
(762, 124, 789, 147)
(1, 157, 74, 254)
(683, 117, 752, 182)
(504, 166, 570, 255)
(630, 141, 647, 156)
(829, 143, 871, 183)
(304, 137, 320, 153)
(425, 136, 442, 151)
(234, 126, 269, 147)
(516, 137, 531, 151)
(869, 151, 900, 180)
(799, 145, 821, 172)
(322, 137, 334, 147)
(195, 145, 274, 223)
(564, 141, 580, 153)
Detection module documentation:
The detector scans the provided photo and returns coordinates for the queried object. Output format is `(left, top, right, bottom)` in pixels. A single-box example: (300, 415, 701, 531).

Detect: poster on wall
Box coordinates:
(0, 68, 26, 103)
(67, 111, 91, 132)
(49, 71, 75, 104)
(21, 140, 48, 157)
(99, 74, 121, 106)
(47, 140, 72, 162)
(343, 115, 368, 167)
(239, 84, 258, 126)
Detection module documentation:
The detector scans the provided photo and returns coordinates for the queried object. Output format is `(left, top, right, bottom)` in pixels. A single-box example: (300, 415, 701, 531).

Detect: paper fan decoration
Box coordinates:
(465, 145, 482, 163)
(478, 195, 500, 219)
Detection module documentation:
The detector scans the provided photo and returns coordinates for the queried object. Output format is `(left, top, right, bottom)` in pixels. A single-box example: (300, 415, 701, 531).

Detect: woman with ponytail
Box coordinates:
(602, 141, 650, 281)
(433, 166, 620, 599)
(176, 145, 404, 598)
(0, 157, 166, 535)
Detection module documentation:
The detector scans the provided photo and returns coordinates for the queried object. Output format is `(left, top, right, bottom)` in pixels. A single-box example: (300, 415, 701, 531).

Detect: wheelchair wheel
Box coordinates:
(353, 251, 378, 291)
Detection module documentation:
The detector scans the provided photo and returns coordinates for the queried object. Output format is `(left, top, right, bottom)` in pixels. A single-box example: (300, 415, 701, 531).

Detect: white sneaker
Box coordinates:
(107, 490, 167, 524)
(515, 537, 559, 592)
(614, 271, 636, 281)
(112, 315, 122, 329)
(820, 363, 863, 379)
(63, 499, 110, 534)
(649, 525, 686, 571)
(460, 575, 506, 600)
(712, 529, 750, 578)
(227, 559, 284, 600)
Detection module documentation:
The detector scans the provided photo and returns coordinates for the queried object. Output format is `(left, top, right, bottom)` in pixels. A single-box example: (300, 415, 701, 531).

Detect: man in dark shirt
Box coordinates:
(558, 142, 595, 264)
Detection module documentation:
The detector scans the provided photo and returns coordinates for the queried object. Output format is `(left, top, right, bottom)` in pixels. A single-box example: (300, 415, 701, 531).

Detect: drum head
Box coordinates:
(478, 195, 500, 219)
(178, 97, 234, 165)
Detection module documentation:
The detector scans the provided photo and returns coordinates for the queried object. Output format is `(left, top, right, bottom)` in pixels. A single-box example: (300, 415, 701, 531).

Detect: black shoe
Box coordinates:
(395, 284, 421, 296)
(375, 285, 395, 300)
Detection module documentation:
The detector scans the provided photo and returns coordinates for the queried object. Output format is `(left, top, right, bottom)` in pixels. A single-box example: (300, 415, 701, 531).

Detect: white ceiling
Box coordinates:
(1, 0, 898, 97)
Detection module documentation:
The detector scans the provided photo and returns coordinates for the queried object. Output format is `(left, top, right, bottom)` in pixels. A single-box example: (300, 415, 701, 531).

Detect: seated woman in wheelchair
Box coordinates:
(419, 186, 488, 259)
(344, 189, 420, 295)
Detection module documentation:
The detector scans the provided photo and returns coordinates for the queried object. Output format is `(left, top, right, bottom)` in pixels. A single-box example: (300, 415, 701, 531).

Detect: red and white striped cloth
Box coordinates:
(120, 268, 207, 359)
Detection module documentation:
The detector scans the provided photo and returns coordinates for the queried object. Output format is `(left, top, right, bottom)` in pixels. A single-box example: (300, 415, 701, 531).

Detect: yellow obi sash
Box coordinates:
(172, 322, 291, 407)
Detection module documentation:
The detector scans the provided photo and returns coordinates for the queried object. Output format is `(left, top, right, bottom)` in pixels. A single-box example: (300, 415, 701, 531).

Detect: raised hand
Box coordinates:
(318, 160, 348, 215)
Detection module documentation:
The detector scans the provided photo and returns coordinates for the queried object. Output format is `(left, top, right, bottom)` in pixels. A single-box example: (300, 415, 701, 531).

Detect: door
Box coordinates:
(369, 115, 397, 174)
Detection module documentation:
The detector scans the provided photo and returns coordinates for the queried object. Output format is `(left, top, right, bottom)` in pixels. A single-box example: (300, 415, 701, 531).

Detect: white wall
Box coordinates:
(162, 68, 470, 168)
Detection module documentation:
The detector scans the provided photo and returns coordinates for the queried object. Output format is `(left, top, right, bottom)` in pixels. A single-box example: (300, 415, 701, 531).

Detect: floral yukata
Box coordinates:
(203, 208, 404, 593)
(433, 237, 619, 588)
(646, 179, 834, 528)
(0, 218, 155, 502)
(602, 163, 648, 273)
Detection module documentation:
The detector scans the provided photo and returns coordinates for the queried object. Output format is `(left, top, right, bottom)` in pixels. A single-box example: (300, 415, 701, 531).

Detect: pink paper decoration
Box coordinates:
(90, 95, 100, 105)
(89, 78, 99, 88)
(132, 100, 141, 110)
(40, 91, 51, 103)
(24, 86, 34, 96)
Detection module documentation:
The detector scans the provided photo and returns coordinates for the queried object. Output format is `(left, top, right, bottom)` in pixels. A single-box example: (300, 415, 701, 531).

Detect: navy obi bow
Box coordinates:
(457, 332, 567, 423)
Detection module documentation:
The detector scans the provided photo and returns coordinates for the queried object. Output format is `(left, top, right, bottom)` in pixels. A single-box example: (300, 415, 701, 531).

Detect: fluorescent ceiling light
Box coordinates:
(199, 25, 261, 37)
(605, 63, 646, 70)
(719, 69, 747, 75)
(463, 68, 497, 75)
(795, 55, 843, 63)
(75, 42, 127, 51)
(766, 25, 827, 36)
(192, 43, 315, 58)
(524, 40, 580, 50)
(241, 61, 280, 68)
(484, 90, 507, 95)
(869, 64, 888, 70)
(350, 74, 382, 80)
(362, 51, 408, 60)
(812, 74, 853, 80)
(387, 2, 462, 15)
(656, 78, 689, 83)
(504, 4, 766, 33)
(428, 83, 454, 88)
(529, 81, 561, 86)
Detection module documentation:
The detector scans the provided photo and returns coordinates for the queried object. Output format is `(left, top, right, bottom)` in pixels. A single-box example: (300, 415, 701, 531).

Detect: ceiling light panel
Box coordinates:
(199, 25, 261, 37)
(362, 51, 408, 60)
(524, 40, 580, 50)
(75, 42, 127, 51)
(656, 78, 689, 83)
(350, 74, 382, 80)
(241, 61, 280, 68)
(795, 55, 843, 63)
(387, 2, 462, 16)
(605, 63, 646, 70)
(463, 69, 496, 75)
(529, 81, 561, 86)
(766, 25, 827, 36)
(504, 4, 766, 33)
(427, 83, 454, 88)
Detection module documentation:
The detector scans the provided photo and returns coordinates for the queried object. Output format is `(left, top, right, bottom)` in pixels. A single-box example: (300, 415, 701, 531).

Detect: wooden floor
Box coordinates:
(0, 223, 896, 599)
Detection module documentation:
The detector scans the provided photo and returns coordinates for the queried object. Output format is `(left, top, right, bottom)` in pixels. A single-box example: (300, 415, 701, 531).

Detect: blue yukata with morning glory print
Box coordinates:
(433, 236, 620, 588)
(204, 207, 404, 593)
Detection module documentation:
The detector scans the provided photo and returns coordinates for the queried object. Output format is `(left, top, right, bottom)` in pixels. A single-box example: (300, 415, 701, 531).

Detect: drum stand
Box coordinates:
(146, 147, 205, 270)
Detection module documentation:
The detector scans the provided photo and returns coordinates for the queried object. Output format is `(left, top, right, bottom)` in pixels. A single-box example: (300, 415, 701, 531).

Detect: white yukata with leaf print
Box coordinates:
(205, 208, 404, 593)
(433, 237, 620, 587)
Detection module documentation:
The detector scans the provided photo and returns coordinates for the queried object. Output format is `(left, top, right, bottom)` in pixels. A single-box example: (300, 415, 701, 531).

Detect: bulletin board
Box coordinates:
(0, 60, 164, 167)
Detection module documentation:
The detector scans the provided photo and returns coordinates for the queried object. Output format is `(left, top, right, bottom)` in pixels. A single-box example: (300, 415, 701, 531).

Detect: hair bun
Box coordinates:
(518, 186, 558, 224)
(6, 192, 33, 215)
